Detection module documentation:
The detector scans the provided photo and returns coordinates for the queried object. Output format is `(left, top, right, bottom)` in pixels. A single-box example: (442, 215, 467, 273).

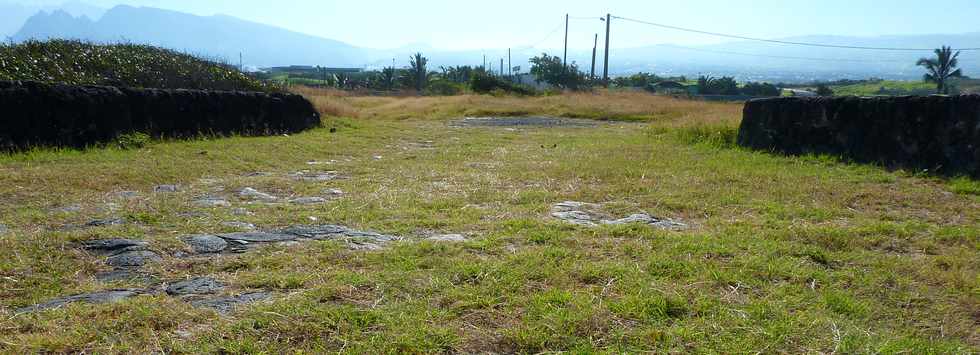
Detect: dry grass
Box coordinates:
(294, 87, 741, 126)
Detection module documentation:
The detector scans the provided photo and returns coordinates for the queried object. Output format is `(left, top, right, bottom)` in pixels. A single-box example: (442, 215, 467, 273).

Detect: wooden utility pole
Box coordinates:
(603, 14, 611, 87)
(590, 34, 597, 80)
(563, 14, 569, 70)
(500, 58, 504, 77)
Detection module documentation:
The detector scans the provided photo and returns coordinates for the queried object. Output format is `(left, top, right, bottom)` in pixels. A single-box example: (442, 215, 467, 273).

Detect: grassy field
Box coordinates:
(0, 90, 977, 353)
(827, 79, 980, 96)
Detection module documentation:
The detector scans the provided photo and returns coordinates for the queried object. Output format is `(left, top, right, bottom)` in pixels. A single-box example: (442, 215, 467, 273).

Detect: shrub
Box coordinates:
(425, 79, 464, 96)
(470, 72, 536, 96)
(0, 39, 272, 91)
(115, 132, 151, 150)
(740, 82, 781, 96)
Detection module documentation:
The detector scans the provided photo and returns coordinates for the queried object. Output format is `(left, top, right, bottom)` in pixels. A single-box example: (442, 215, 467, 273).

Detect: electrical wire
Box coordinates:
(613, 15, 980, 52)
(655, 44, 913, 63)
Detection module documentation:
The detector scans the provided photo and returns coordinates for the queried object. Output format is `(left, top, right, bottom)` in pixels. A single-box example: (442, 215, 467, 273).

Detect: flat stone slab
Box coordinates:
(551, 201, 688, 230)
(182, 235, 228, 254)
(85, 218, 126, 227)
(222, 221, 257, 230)
(0, 224, 7, 234)
(193, 198, 231, 208)
(426, 234, 467, 242)
(290, 171, 341, 182)
(453, 116, 600, 128)
(218, 232, 298, 243)
(81, 239, 148, 253)
(95, 269, 154, 283)
(191, 292, 271, 313)
(16, 290, 142, 314)
(290, 197, 327, 205)
(154, 185, 179, 193)
(239, 187, 278, 202)
(114, 191, 140, 199)
(106, 250, 163, 267)
(279, 225, 398, 243)
(166, 277, 224, 296)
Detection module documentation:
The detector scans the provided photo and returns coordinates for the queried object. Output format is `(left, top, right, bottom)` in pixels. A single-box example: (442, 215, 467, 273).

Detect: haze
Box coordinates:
(5, 0, 980, 50)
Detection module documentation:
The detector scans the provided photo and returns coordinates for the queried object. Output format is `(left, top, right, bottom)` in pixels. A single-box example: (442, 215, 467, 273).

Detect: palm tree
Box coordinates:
(409, 53, 429, 92)
(917, 46, 963, 94)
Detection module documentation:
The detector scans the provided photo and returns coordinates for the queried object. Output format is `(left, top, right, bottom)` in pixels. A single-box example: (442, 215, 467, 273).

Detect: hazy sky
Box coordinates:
(8, 0, 980, 50)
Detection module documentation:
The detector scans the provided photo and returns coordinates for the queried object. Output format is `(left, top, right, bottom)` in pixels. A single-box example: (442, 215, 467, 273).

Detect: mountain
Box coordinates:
(10, 4, 980, 82)
(13, 5, 369, 67)
(0, 1, 105, 38)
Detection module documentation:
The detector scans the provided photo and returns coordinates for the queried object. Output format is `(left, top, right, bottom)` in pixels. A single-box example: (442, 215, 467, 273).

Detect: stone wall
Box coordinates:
(0, 81, 320, 150)
(739, 96, 980, 177)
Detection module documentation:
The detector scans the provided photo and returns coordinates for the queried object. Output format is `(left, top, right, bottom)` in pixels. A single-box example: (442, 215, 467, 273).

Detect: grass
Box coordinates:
(0, 90, 977, 353)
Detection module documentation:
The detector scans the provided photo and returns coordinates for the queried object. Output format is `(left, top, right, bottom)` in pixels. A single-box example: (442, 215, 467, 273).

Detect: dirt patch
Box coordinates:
(451, 116, 600, 128)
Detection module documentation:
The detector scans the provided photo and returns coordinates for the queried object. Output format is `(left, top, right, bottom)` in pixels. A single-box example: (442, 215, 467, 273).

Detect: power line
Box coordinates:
(655, 44, 912, 63)
(613, 15, 980, 52)
(516, 20, 566, 50)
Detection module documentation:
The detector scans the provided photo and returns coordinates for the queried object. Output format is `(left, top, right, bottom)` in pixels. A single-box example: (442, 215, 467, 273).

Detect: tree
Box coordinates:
(408, 52, 431, 92)
(529, 53, 587, 90)
(917, 46, 963, 94)
(379, 66, 397, 91)
(697, 76, 739, 95)
(815, 84, 834, 96)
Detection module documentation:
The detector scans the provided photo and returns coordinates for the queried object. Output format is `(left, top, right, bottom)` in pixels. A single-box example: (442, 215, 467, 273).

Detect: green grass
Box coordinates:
(829, 80, 936, 96)
(0, 39, 271, 91)
(0, 92, 976, 353)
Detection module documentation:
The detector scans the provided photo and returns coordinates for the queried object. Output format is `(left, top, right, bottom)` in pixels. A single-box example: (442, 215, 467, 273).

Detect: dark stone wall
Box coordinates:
(739, 96, 980, 177)
(0, 81, 320, 150)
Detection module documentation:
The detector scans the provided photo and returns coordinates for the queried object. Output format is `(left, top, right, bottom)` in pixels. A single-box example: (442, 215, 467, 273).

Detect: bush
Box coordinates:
(740, 82, 781, 96)
(470, 72, 536, 96)
(0, 39, 272, 91)
(115, 132, 151, 150)
(425, 79, 464, 96)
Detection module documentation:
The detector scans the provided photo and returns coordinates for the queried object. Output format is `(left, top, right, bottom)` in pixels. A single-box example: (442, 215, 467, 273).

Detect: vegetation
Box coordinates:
(0, 39, 270, 91)
(697, 76, 739, 95)
(406, 52, 432, 92)
(815, 84, 834, 96)
(0, 91, 976, 353)
(917, 46, 964, 94)
(469, 71, 536, 96)
(529, 53, 589, 90)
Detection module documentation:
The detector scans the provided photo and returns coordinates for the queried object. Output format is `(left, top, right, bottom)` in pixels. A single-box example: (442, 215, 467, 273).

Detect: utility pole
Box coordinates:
(508, 48, 512, 78)
(483, 54, 487, 73)
(500, 58, 504, 78)
(603, 14, 611, 87)
(563, 14, 569, 70)
(239, 52, 243, 72)
(590, 34, 597, 81)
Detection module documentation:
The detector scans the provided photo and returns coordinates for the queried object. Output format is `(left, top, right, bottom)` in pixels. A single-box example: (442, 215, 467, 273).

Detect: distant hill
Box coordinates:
(13, 5, 369, 68)
(0, 1, 105, 38)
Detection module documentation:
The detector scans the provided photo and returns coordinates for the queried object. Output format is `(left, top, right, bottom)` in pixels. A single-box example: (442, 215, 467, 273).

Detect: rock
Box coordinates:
(95, 270, 154, 283)
(85, 218, 126, 227)
(181, 235, 228, 254)
(426, 234, 467, 242)
(290, 197, 327, 205)
(244, 172, 271, 177)
(193, 197, 231, 208)
(166, 277, 224, 296)
(218, 232, 297, 243)
(322, 188, 345, 196)
(16, 290, 142, 314)
(551, 210, 597, 226)
(115, 191, 139, 199)
(222, 221, 257, 230)
(154, 185, 179, 193)
(106, 250, 163, 267)
(81, 239, 148, 253)
(291, 171, 340, 182)
(552, 201, 600, 212)
(550, 201, 687, 230)
(231, 208, 253, 216)
(238, 187, 278, 202)
(191, 292, 271, 313)
(280, 225, 398, 243)
(0, 224, 7, 234)
(349, 241, 384, 251)
(373, 155, 383, 160)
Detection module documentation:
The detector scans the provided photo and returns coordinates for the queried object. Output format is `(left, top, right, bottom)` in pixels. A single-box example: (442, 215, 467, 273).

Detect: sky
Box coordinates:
(6, 0, 980, 50)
